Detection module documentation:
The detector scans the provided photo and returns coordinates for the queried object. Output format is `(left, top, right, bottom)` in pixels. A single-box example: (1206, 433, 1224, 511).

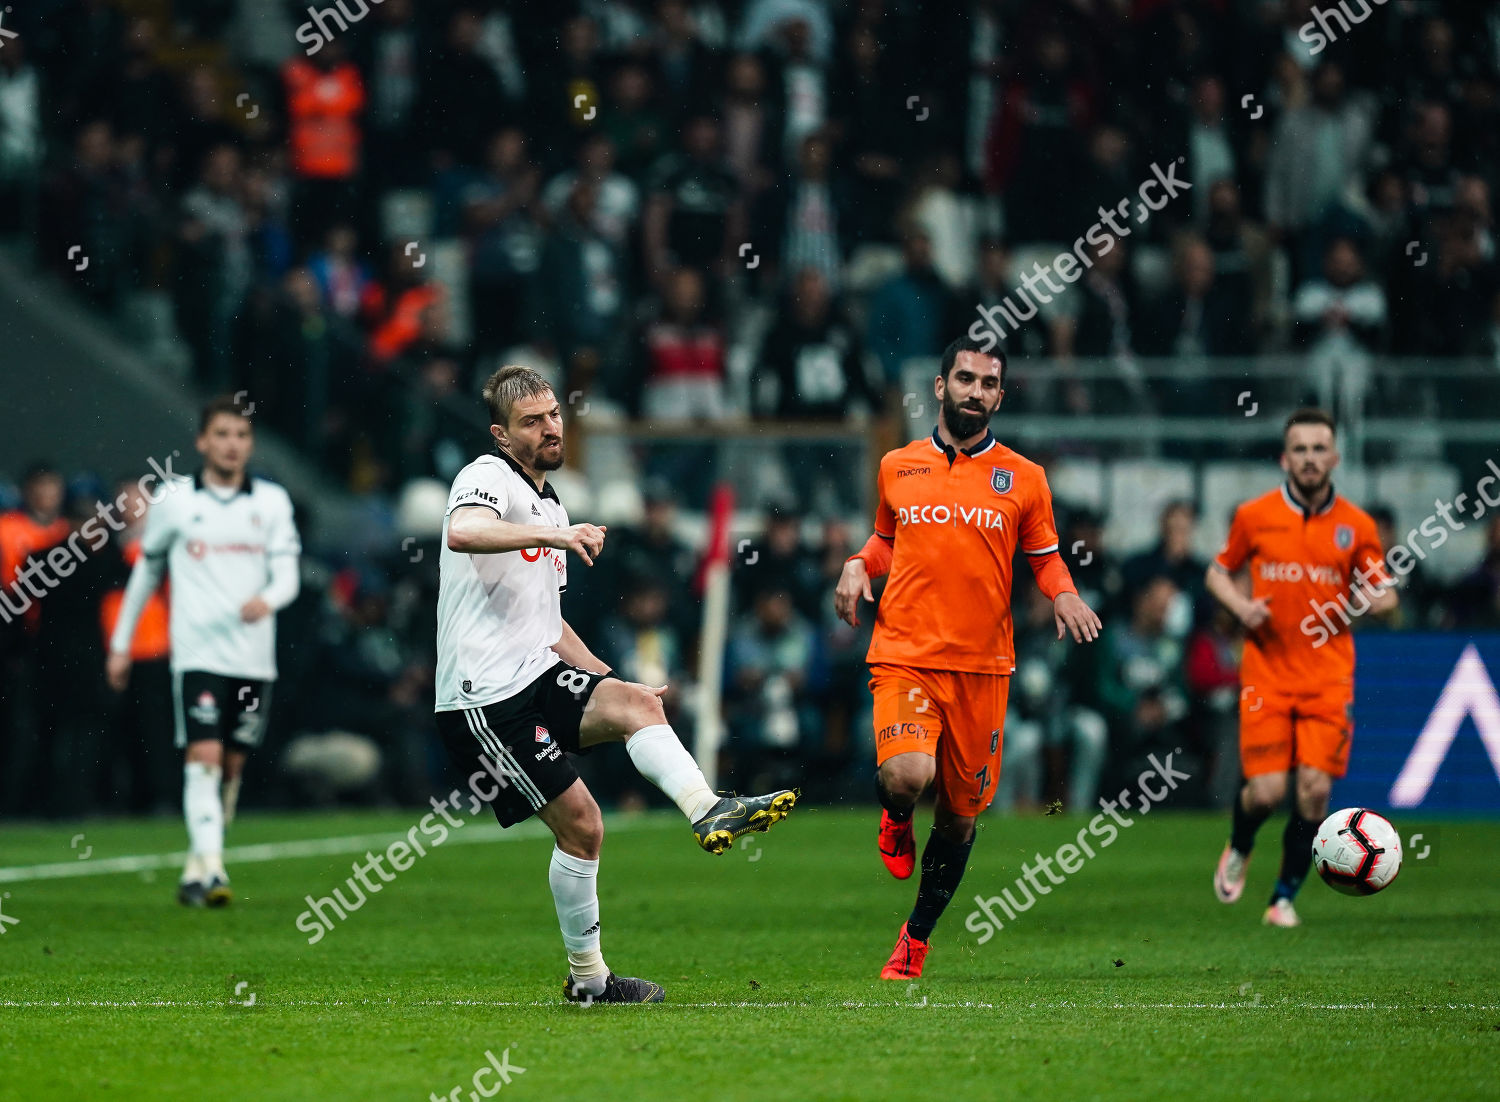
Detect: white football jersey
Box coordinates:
(435, 452, 569, 711)
(112, 473, 301, 681)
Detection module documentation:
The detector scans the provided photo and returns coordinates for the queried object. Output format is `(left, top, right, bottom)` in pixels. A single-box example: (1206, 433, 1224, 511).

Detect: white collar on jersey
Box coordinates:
(1280, 480, 1337, 518)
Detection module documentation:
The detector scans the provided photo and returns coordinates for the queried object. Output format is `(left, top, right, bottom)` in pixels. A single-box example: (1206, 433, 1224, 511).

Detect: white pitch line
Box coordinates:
(0, 814, 676, 884)
(2, 1000, 1494, 1011)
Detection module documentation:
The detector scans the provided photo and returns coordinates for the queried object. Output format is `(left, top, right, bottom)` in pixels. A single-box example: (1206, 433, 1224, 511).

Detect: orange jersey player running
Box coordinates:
(1206, 408, 1397, 928)
(835, 335, 1102, 979)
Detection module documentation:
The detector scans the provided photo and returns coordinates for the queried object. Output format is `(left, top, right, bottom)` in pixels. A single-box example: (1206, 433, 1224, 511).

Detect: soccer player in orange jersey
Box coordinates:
(1207, 408, 1397, 927)
(835, 336, 1102, 979)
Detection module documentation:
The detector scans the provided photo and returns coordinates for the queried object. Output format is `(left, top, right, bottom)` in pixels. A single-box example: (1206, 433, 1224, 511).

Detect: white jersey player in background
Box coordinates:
(107, 396, 301, 907)
(434, 365, 797, 1004)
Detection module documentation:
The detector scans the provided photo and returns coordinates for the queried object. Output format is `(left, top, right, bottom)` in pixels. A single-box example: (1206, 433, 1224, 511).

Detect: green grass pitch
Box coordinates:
(1, 806, 1496, 1101)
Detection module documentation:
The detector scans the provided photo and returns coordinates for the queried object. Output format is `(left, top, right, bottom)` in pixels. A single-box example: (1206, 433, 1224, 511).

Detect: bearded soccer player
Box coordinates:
(107, 397, 301, 906)
(1207, 409, 1396, 927)
(835, 336, 1102, 979)
(434, 365, 797, 1005)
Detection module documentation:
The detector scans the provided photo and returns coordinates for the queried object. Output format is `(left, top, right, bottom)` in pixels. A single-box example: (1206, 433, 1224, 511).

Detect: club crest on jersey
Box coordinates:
(189, 691, 220, 726)
(991, 468, 1013, 495)
(1335, 524, 1354, 550)
(535, 726, 552, 744)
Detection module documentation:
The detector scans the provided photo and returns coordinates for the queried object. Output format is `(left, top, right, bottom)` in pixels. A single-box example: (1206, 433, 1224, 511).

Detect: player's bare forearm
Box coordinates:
(554, 620, 611, 676)
(448, 509, 606, 564)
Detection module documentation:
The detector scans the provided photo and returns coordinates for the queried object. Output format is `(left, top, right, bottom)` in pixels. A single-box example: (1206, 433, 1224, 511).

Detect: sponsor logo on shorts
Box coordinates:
(877, 721, 927, 743)
(535, 726, 552, 743)
(189, 691, 220, 726)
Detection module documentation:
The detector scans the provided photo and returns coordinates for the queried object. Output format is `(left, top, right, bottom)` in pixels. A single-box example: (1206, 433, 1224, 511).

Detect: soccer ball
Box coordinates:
(1312, 808, 1403, 895)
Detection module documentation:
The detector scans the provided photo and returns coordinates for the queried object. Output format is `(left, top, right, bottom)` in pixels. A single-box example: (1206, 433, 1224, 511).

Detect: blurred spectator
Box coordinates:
(634, 266, 728, 419)
(1181, 75, 1238, 227)
(418, 9, 510, 169)
(642, 113, 743, 287)
(0, 35, 41, 233)
(829, 22, 903, 243)
(1367, 504, 1440, 631)
(100, 479, 176, 815)
(307, 223, 374, 322)
(1265, 61, 1374, 282)
(461, 126, 545, 358)
(1121, 501, 1206, 625)
(177, 143, 250, 389)
(724, 584, 828, 793)
(1142, 235, 1254, 360)
(1446, 515, 1500, 630)
(29, 490, 125, 817)
(1000, 584, 1107, 813)
(866, 229, 958, 396)
(1183, 603, 1242, 808)
(356, 0, 424, 190)
(541, 134, 640, 248)
(282, 41, 365, 248)
(721, 52, 781, 201)
(599, 63, 667, 181)
(1202, 180, 1274, 346)
(1292, 236, 1386, 417)
(754, 267, 873, 419)
(986, 27, 1095, 244)
(1096, 575, 1191, 794)
(0, 465, 68, 816)
(734, 503, 821, 619)
(1053, 239, 1146, 411)
(532, 179, 627, 395)
(366, 240, 448, 367)
(652, 0, 722, 115)
(757, 130, 848, 292)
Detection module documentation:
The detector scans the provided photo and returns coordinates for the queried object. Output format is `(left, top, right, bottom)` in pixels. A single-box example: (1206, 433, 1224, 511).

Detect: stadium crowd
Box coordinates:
(3, 0, 1500, 818)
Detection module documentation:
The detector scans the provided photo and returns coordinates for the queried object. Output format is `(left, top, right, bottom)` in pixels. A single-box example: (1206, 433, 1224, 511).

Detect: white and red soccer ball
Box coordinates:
(1313, 808, 1403, 895)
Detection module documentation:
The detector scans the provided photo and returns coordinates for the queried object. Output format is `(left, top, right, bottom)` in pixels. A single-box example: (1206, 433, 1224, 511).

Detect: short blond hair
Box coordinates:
(482, 365, 554, 428)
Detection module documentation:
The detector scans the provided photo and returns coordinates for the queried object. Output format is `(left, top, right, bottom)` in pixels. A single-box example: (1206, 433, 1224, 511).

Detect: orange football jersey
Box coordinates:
(1214, 484, 1389, 691)
(867, 430, 1067, 675)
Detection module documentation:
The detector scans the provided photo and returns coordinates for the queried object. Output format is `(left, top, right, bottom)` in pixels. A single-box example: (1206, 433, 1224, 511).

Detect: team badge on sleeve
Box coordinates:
(1335, 524, 1354, 550)
(991, 468, 1013, 495)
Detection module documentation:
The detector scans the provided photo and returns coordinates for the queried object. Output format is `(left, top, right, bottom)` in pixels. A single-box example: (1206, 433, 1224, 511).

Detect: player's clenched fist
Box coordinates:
(554, 523, 607, 566)
(834, 557, 874, 627)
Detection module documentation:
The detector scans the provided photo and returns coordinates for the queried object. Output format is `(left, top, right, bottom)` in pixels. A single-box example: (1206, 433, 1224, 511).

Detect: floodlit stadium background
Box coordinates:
(1, 0, 1498, 822)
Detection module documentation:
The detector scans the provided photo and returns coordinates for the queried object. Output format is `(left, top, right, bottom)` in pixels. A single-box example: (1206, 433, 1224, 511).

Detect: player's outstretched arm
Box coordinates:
(448, 508, 607, 565)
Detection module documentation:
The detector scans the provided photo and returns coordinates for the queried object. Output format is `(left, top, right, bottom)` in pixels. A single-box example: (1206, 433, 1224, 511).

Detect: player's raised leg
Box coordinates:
(1263, 761, 1334, 927)
(578, 677, 797, 854)
(1215, 694, 1292, 905)
(539, 779, 663, 1004)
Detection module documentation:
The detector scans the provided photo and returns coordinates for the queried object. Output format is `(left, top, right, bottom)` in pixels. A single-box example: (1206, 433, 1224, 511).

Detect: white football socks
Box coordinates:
(183, 762, 226, 882)
(625, 724, 719, 822)
(550, 846, 608, 995)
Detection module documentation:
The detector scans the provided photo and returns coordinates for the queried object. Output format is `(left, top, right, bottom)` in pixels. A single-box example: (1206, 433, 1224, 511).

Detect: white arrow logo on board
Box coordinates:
(1389, 643, 1500, 807)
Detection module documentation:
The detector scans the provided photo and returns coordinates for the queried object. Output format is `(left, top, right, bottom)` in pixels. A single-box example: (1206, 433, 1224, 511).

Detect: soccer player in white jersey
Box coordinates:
(435, 365, 798, 1004)
(107, 396, 301, 907)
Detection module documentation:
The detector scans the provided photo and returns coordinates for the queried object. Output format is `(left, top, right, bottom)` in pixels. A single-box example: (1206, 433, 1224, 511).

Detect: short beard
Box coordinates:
(940, 392, 990, 441)
(1292, 469, 1330, 499)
